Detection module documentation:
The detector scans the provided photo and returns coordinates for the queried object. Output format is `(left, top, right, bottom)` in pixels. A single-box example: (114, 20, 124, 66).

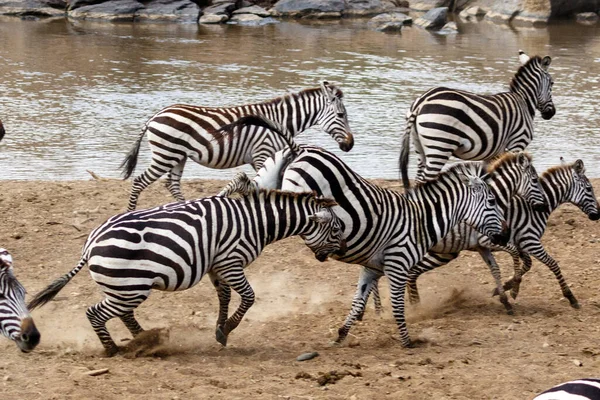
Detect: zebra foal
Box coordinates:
(121, 82, 354, 211)
(0, 248, 40, 352)
(401, 50, 555, 189)
(28, 190, 346, 356)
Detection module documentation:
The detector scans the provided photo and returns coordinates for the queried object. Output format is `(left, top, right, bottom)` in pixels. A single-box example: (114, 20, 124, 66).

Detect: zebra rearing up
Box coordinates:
(0, 249, 40, 352)
(217, 118, 508, 346)
(400, 50, 555, 189)
(28, 190, 346, 356)
(121, 82, 354, 211)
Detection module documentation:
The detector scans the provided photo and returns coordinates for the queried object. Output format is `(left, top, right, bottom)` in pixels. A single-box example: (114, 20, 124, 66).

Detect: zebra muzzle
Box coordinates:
(338, 133, 354, 152)
(589, 212, 600, 221)
(541, 107, 555, 120)
(17, 317, 40, 352)
(490, 222, 510, 246)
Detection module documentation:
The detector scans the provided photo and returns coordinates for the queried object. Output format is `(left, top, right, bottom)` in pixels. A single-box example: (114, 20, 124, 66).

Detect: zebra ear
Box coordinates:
(574, 159, 585, 175)
(309, 210, 332, 224)
(321, 81, 336, 102)
(518, 50, 530, 65)
(517, 152, 529, 167)
(541, 56, 551, 71)
(560, 156, 567, 165)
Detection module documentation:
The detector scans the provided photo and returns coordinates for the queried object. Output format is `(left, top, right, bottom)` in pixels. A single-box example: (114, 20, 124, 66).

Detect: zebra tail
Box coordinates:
(0, 119, 5, 142)
(119, 125, 147, 179)
(27, 257, 87, 311)
(214, 115, 301, 156)
(399, 113, 415, 190)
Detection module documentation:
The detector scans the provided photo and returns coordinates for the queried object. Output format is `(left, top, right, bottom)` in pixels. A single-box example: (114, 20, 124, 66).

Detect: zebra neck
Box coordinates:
(490, 173, 518, 210)
(247, 195, 311, 246)
(510, 84, 537, 118)
(540, 174, 571, 213)
(246, 92, 324, 137)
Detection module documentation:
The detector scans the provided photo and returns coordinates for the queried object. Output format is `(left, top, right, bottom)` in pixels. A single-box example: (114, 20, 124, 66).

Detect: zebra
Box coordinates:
(121, 82, 354, 211)
(533, 379, 600, 400)
(27, 190, 346, 356)
(0, 248, 40, 352)
(217, 118, 509, 346)
(400, 50, 555, 189)
(376, 159, 599, 316)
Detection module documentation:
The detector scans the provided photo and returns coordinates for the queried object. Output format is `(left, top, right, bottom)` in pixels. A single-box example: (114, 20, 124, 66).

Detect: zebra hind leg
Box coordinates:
(336, 268, 381, 343)
(128, 163, 174, 211)
(214, 266, 255, 346)
(356, 276, 383, 321)
(165, 158, 187, 202)
(120, 311, 144, 337)
(209, 272, 232, 332)
(86, 295, 148, 356)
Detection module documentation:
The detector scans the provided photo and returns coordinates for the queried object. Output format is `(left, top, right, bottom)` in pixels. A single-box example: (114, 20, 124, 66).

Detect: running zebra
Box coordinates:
(121, 82, 354, 211)
(534, 379, 600, 400)
(400, 50, 555, 189)
(27, 190, 346, 356)
(389, 159, 599, 314)
(0, 248, 40, 352)
(218, 118, 508, 346)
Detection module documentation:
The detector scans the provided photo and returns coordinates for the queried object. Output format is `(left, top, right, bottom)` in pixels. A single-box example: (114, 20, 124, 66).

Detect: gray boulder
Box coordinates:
(0, 0, 66, 17)
(410, 0, 449, 11)
(576, 11, 599, 23)
(459, 5, 486, 20)
(272, 0, 345, 17)
(203, 1, 236, 15)
(68, 0, 143, 20)
(232, 5, 270, 16)
(135, 0, 200, 22)
(437, 20, 458, 33)
(199, 12, 228, 23)
(375, 20, 403, 31)
(368, 11, 412, 29)
(344, 0, 396, 17)
(414, 6, 448, 29)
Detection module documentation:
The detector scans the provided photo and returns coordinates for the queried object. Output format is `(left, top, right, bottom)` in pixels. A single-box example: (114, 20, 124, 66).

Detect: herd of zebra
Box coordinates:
(1, 49, 599, 397)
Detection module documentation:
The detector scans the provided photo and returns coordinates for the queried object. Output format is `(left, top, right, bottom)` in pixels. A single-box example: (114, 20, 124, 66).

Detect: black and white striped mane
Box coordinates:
(487, 151, 531, 173)
(509, 55, 545, 92)
(409, 162, 489, 196)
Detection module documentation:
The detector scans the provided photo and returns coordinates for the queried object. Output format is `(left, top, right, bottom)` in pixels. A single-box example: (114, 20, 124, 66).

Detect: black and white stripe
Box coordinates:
(534, 379, 600, 400)
(400, 50, 555, 189)
(28, 190, 345, 356)
(220, 134, 508, 346)
(121, 82, 354, 211)
(0, 248, 40, 352)
(398, 159, 599, 314)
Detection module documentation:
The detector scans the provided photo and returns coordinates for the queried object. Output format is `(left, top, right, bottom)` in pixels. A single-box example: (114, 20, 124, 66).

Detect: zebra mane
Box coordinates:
(0, 269, 26, 298)
(541, 161, 583, 180)
(260, 84, 343, 108)
(509, 55, 544, 93)
(410, 162, 488, 194)
(487, 151, 532, 173)
(247, 188, 337, 208)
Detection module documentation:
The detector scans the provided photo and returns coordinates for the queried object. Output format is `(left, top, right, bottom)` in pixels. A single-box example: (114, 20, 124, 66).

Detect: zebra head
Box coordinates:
(458, 169, 509, 246)
(502, 152, 546, 212)
(302, 196, 347, 262)
(516, 51, 555, 120)
(0, 249, 40, 353)
(566, 160, 600, 221)
(318, 82, 354, 152)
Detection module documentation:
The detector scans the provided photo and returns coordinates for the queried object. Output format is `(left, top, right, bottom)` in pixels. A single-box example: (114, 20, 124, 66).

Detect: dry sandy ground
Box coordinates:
(1, 177, 600, 400)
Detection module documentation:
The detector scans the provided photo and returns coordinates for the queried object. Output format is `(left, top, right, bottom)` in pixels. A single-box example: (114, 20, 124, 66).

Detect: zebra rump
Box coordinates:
(533, 379, 600, 400)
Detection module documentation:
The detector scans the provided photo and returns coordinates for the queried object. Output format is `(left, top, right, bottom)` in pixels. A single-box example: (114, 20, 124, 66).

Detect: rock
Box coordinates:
(414, 6, 447, 29)
(343, 0, 396, 17)
(296, 351, 319, 361)
(373, 20, 403, 32)
(438, 21, 458, 33)
(203, 2, 236, 15)
(232, 5, 270, 16)
(199, 12, 228, 23)
(368, 12, 412, 29)
(229, 13, 277, 24)
(572, 359, 583, 367)
(272, 0, 345, 17)
(85, 368, 110, 377)
(0, 0, 66, 17)
(410, 0, 449, 11)
(68, 0, 144, 21)
(576, 11, 599, 24)
(135, 0, 201, 22)
(459, 5, 485, 20)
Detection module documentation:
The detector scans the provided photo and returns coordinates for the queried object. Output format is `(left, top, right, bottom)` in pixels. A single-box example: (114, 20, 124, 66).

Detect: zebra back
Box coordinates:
(534, 378, 600, 400)
(0, 248, 40, 352)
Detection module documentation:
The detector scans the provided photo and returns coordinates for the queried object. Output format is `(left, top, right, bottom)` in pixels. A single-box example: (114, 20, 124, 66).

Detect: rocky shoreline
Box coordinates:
(1, 0, 599, 27)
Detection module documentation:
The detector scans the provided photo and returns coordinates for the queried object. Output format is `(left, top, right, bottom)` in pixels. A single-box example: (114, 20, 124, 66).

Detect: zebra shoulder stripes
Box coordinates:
(121, 82, 354, 211)
(534, 379, 600, 400)
(28, 190, 346, 356)
(400, 50, 555, 189)
(0, 248, 40, 352)
(495, 159, 600, 307)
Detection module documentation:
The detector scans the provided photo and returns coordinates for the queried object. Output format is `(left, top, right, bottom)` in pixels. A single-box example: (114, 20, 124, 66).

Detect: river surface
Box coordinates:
(1, 16, 600, 181)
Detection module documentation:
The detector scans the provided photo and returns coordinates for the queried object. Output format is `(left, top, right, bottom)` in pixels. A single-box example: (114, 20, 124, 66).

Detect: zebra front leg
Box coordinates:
(491, 244, 522, 298)
(214, 266, 255, 346)
(356, 274, 382, 321)
(526, 243, 579, 308)
(165, 158, 187, 202)
(336, 268, 381, 343)
(387, 272, 412, 347)
(477, 248, 513, 315)
(86, 294, 148, 356)
(209, 272, 231, 339)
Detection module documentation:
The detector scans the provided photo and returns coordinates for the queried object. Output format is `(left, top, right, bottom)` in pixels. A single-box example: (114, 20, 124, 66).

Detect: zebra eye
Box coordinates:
(337, 112, 345, 118)
(488, 198, 497, 206)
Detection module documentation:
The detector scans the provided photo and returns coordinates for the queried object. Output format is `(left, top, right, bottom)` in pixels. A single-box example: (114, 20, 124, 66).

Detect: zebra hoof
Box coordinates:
(104, 345, 120, 357)
(570, 301, 581, 309)
(216, 326, 228, 346)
